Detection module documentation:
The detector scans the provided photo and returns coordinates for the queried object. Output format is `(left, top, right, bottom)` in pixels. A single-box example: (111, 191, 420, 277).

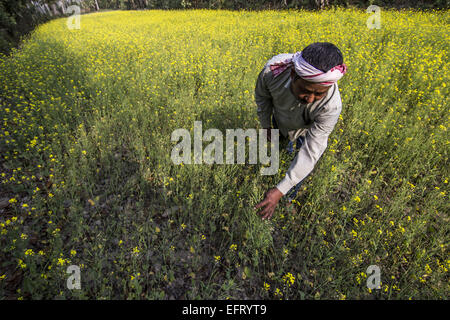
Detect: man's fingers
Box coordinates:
(256, 205, 269, 216)
(255, 188, 281, 220)
(262, 213, 272, 220)
(262, 206, 274, 220)
(260, 203, 274, 219)
(256, 202, 272, 218)
(254, 198, 269, 209)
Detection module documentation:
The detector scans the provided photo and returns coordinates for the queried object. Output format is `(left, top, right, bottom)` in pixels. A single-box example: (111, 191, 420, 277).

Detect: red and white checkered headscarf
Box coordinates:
(269, 51, 347, 86)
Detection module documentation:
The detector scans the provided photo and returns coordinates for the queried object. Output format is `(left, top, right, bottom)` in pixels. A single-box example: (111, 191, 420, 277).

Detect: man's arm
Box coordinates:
(254, 67, 274, 129)
(255, 104, 341, 220)
(276, 104, 342, 195)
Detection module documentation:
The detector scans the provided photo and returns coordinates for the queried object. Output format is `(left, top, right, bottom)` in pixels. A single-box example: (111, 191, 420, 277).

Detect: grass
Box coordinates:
(0, 8, 448, 299)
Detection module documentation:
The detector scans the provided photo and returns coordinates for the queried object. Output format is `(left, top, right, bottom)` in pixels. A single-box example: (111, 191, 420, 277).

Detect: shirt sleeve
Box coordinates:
(254, 66, 274, 129)
(276, 102, 342, 195)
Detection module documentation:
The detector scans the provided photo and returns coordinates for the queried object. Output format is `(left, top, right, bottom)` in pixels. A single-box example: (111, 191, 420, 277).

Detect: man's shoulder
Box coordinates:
(331, 83, 343, 112)
(259, 53, 293, 86)
(265, 53, 293, 68)
(317, 83, 343, 117)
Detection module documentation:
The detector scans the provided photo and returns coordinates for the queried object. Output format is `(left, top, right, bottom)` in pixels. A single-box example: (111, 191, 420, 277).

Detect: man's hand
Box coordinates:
(254, 188, 283, 220)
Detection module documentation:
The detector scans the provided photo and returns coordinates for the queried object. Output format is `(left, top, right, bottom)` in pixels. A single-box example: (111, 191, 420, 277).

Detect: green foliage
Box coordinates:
(1, 0, 448, 54)
(0, 0, 51, 54)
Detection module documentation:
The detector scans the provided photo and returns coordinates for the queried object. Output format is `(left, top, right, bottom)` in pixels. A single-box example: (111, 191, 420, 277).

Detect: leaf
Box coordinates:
(244, 266, 251, 279)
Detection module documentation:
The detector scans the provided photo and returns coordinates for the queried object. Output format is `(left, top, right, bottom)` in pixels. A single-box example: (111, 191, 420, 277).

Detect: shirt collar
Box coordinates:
(284, 76, 291, 89)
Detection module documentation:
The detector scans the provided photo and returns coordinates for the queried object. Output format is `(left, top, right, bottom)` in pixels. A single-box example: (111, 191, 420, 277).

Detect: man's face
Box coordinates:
(290, 69, 330, 104)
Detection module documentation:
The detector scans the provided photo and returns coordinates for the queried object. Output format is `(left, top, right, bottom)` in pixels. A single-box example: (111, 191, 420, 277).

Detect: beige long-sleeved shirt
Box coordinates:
(254, 53, 342, 195)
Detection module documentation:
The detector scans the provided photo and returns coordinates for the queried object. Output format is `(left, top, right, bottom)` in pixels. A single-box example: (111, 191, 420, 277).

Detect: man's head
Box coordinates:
(290, 42, 344, 104)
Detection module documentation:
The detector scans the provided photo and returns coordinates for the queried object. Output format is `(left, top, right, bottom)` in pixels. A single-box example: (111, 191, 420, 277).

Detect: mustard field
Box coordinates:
(0, 9, 448, 299)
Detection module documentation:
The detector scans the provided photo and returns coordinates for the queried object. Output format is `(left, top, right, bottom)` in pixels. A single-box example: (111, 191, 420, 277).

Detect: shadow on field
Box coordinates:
(4, 38, 315, 298)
